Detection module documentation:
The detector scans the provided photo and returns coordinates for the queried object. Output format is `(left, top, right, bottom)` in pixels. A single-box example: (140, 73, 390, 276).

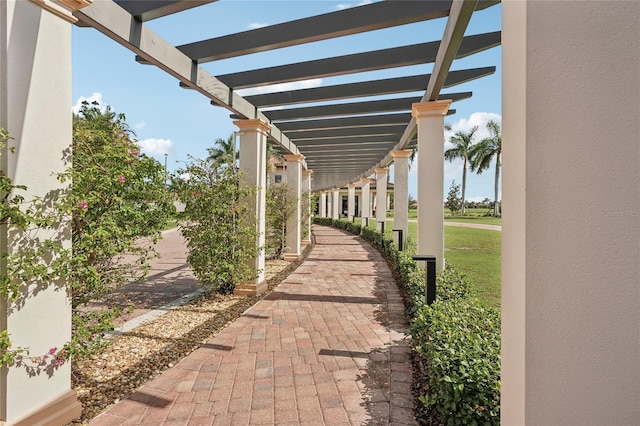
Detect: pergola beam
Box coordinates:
(217, 32, 500, 89)
(177, 1, 453, 62)
(114, 0, 216, 21)
(246, 66, 495, 108)
(290, 125, 407, 141)
(266, 93, 470, 122)
(276, 113, 412, 132)
(294, 135, 399, 146)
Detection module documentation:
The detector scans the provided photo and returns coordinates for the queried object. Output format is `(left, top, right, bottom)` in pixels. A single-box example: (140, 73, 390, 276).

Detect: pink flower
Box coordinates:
(48, 347, 57, 355)
(118, 175, 126, 183)
(77, 201, 88, 211)
(56, 358, 65, 366)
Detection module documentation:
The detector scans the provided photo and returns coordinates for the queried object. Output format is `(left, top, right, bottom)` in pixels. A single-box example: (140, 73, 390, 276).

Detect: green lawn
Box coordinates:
(385, 218, 501, 309)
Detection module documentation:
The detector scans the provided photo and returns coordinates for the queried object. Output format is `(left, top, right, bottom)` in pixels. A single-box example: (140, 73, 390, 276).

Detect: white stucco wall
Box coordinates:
(502, 1, 640, 424)
(1, 1, 74, 422)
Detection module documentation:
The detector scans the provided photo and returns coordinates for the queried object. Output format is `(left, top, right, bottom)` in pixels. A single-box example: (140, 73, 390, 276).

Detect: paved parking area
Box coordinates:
(91, 225, 416, 425)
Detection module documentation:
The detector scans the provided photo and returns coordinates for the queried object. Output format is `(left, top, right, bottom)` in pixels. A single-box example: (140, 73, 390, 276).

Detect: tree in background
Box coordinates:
(444, 126, 478, 215)
(408, 194, 418, 209)
(206, 133, 237, 168)
(470, 120, 502, 217)
(445, 180, 462, 215)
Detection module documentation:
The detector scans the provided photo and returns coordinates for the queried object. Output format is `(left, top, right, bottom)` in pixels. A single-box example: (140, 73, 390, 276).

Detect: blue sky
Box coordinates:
(71, 0, 501, 201)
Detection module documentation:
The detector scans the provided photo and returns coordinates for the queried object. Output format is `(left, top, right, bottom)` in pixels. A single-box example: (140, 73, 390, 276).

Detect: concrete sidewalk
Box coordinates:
(90, 225, 416, 425)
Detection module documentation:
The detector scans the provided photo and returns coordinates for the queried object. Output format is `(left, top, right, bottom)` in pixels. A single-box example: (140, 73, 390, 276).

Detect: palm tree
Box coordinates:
(444, 125, 478, 214)
(470, 120, 502, 216)
(206, 133, 237, 168)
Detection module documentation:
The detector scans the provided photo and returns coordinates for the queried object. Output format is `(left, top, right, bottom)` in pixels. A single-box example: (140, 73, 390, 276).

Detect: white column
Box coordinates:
(283, 154, 303, 261)
(0, 1, 84, 424)
(360, 177, 371, 225)
(375, 167, 389, 231)
(301, 169, 313, 245)
(331, 188, 340, 219)
(234, 118, 270, 296)
(347, 183, 356, 221)
(391, 150, 412, 245)
(412, 100, 451, 270)
(502, 2, 639, 424)
(319, 191, 327, 218)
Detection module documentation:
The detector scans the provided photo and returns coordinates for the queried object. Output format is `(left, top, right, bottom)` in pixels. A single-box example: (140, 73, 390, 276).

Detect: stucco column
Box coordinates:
(347, 183, 356, 221)
(0, 1, 85, 424)
(502, 2, 639, 424)
(412, 100, 451, 270)
(283, 154, 303, 261)
(331, 188, 340, 219)
(301, 170, 313, 245)
(375, 167, 388, 231)
(360, 177, 371, 223)
(391, 150, 412, 245)
(319, 191, 327, 218)
(234, 118, 270, 296)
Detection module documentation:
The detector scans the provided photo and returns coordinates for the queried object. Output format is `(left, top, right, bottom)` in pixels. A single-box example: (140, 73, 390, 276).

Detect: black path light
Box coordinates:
(393, 229, 404, 251)
(412, 255, 437, 305)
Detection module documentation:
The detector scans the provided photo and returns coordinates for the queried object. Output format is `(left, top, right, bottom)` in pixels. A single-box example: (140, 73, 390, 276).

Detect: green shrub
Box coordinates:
(174, 160, 258, 294)
(412, 300, 501, 425)
(265, 183, 296, 258)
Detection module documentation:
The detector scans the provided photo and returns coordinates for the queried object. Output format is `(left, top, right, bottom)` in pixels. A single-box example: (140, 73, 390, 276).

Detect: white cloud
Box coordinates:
(236, 78, 323, 96)
(248, 22, 269, 29)
(135, 120, 146, 130)
(138, 138, 173, 156)
(72, 92, 106, 114)
(444, 112, 501, 150)
(336, 0, 372, 10)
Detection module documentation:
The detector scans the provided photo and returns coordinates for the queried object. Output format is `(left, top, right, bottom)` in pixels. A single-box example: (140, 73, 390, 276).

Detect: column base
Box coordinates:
(301, 239, 311, 247)
(12, 389, 82, 426)
(283, 253, 303, 262)
(233, 279, 267, 296)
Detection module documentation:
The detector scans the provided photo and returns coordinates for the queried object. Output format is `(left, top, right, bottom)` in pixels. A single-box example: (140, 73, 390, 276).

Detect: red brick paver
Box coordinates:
(91, 225, 416, 425)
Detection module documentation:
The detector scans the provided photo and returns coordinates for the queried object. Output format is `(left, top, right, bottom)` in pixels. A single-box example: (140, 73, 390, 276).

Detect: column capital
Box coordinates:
(391, 149, 413, 159)
(360, 177, 371, 183)
(283, 154, 305, 163)
(412, 100, 452, 118)
(375, 167, 389, 174)
(332, 187, 340, 192)
(30, 0, 93, 23)
(347, 183, 357, 188)
(233, 118, 272, 135)
(302, 169, 313, 176)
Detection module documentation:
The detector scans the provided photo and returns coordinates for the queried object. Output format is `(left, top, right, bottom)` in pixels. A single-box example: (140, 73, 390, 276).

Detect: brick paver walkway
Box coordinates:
(91, 225, 416, 425)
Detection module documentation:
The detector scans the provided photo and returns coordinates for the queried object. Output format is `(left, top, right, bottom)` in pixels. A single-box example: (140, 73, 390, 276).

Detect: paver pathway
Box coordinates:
(91, 225, 416, 425)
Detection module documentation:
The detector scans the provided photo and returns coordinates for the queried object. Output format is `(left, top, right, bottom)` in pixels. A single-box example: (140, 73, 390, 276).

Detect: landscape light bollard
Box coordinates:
(412, 255, 437, 305)
(393, 229, 404, 251)
(378, 221, 385, 248)
(364, 217, 369, 228)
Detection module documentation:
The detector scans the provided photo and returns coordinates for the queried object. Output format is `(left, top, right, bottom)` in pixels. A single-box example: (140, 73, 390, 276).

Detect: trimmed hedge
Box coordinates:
(313, 217, 501, 425)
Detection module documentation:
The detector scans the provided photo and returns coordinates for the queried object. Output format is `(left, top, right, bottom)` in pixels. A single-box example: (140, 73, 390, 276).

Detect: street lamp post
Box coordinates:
(164, 153, 168, 185)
